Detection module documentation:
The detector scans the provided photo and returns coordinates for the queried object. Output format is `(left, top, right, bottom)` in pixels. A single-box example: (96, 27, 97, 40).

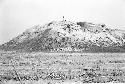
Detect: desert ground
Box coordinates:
(0, 51, 125, 84)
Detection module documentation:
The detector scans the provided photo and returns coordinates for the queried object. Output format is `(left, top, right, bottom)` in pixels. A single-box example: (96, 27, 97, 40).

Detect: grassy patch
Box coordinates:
(0, 51, 125, 83)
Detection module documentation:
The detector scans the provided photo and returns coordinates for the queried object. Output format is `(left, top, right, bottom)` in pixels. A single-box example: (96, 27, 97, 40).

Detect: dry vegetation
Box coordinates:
(0, 51, 125, 84)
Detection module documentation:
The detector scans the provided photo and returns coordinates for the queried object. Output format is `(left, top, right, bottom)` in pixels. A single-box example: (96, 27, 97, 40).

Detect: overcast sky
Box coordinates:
(0, 0, 125, 44)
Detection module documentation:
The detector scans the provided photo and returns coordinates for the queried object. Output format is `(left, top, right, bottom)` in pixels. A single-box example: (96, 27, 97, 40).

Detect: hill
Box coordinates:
(1, 20, 125, 52)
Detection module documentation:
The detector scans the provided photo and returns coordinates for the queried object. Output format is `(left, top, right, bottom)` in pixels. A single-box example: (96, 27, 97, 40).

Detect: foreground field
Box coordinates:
(0, 51, 125, 84)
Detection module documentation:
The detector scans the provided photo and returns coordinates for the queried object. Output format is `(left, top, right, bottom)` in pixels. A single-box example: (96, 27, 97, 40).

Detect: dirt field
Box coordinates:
(0, 51, 125, 84)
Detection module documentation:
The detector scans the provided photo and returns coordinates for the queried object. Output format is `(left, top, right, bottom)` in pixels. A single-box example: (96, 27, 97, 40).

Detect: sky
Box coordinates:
(0, 0, 125, 44)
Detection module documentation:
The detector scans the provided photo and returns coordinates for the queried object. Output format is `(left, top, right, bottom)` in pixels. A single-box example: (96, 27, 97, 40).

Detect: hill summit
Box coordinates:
(1, 20, 125, 52)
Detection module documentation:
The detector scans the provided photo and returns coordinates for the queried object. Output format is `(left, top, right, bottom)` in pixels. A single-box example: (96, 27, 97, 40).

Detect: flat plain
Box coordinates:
(0, 51, 125, 84)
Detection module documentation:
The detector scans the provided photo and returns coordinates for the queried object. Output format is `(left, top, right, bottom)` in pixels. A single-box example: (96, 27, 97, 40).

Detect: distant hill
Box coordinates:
(1, 20, 125, 52)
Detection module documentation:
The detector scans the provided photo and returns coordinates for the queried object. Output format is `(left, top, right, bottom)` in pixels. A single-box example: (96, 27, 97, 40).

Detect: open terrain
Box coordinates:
(0, 51, 125, 84)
